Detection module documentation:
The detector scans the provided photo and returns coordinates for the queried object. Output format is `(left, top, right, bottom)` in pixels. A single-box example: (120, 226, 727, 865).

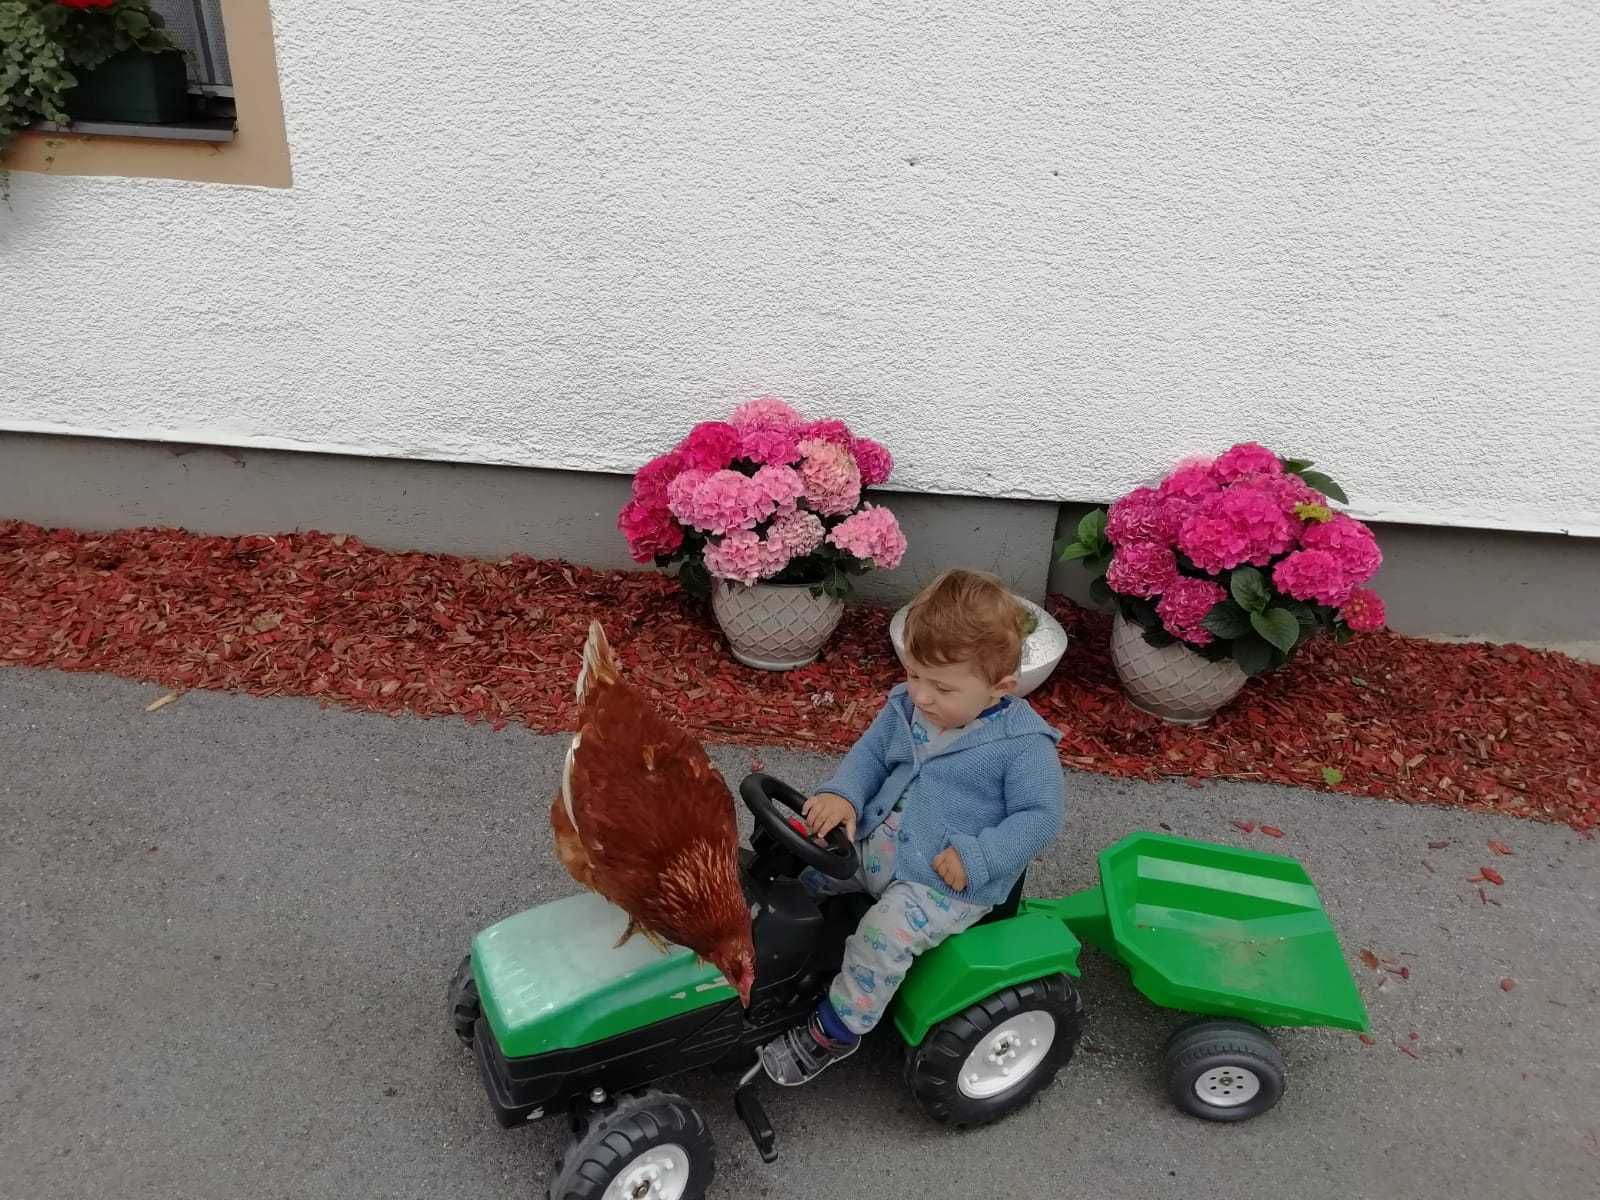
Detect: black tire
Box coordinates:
(548, 1092, 714, 1200)
(1163, 1018, 1286, 1122)
(447, 955, 480, 1047)
(903, 974, 1083, 1128)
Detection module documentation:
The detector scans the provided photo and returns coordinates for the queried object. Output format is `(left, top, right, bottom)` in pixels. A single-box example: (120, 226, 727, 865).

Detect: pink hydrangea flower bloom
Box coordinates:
(1234, 470, 1323, 516)
(1212, 442, 1283, 484)
(666, 469, 709, 518)
(850, 437, 894, 487)
(631, 451, 683, 509)
(827, 505, 907, 569)
(796, 437, 862, 516)
(1273, 549, 1352, 607)
(669, 469, 770, 534)
(768, 509, 825, 558)
(738, 426, 802, 466)
(752, 464, 805, 515)
(675, 421, 743, 471)
(1156, 576, 1227, 646)
(1106, 543, 1180, 599)
(1176, 483, 1298, 573)
(797, 418, 853, 447)
(1339, 588, 1387, 632)
(1106, 486, 1183, 546)
(617, 500, 683, 563)
(730, 396, 802, 431)
(1300, 514, 1382, 585)
(1157, 463, 1224, 511)
(704, 529, 789, 586)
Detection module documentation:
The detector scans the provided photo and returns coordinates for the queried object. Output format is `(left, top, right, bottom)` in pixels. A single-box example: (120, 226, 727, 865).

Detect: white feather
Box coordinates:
(561, 730, 582, 828)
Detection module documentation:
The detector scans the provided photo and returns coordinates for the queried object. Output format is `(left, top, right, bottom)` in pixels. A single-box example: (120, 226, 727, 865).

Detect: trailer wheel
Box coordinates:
(548, 1091, 714, 1200)
(447, 955, 480, 1047)
(904, 974, 1083, 1128)
(1164, 1019, 1286, 1122)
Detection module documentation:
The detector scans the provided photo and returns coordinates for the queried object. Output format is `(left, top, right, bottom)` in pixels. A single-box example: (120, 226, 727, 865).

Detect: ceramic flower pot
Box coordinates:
(712, 581, 845, 671)
(887, 594, 1069, 699)
(1109, 612, 1247, 724)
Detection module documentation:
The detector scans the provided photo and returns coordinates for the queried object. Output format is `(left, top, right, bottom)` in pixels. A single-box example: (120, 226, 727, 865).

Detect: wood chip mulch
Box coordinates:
(2, 520, 1595, 830)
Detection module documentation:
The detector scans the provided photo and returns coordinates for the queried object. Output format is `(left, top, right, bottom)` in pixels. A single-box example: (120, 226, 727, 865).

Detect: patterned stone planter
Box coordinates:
(1109, 612, 1248, 724)
(712, 581, 846, 671)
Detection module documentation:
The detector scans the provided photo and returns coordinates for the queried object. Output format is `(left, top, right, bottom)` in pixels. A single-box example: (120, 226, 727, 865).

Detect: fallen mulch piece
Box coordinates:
(2, 520, 1597, 828)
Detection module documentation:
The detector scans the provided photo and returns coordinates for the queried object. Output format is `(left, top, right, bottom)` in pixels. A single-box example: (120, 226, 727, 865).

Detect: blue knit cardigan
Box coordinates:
(816, 685, 1065, 906)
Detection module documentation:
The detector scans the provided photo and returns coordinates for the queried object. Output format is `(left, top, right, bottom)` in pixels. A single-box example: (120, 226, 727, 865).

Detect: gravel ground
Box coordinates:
(2, 667, 1596, 1200)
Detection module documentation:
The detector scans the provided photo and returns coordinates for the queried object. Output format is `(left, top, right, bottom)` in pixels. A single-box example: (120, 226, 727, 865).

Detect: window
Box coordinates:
(4, 0, 289, 187)
(151, 0, 232, 94)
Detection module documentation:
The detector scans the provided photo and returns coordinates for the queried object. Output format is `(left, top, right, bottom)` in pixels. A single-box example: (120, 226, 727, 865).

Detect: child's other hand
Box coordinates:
(803, 792, 856, 842)
(932, 847, 967, 892)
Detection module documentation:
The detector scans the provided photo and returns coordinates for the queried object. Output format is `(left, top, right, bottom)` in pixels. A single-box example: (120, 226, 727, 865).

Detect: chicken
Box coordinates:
(551, 620, 756, 1006)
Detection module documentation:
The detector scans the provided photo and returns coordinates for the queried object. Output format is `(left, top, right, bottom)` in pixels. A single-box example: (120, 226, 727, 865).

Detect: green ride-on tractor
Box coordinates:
(449, 774, 1369, 1199)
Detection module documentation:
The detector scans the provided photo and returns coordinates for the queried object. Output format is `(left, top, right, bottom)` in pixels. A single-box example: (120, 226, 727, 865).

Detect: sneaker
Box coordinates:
(759, 1013, 859, 1086)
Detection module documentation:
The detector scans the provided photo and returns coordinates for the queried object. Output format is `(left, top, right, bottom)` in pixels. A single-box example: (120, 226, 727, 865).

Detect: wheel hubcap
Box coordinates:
(958, 1010, 1056, 1099)
(1194, 1065, 1261, 1108)
(604, 1144, 690, 1200)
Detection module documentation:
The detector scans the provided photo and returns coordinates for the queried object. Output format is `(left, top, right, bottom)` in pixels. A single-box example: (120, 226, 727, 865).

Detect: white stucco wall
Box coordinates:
(3, 2, 1598, 534)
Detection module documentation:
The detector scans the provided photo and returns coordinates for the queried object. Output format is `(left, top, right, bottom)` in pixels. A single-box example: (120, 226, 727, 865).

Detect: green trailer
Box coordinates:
(451, 776, 1369, 1200)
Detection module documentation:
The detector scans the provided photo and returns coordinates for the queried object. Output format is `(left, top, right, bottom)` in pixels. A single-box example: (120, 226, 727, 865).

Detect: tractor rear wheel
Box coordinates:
(903, 973, 1083, 1128)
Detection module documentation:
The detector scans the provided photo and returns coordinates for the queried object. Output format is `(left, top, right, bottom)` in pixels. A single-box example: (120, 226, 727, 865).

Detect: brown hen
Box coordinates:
(551, 621, 756, 1006)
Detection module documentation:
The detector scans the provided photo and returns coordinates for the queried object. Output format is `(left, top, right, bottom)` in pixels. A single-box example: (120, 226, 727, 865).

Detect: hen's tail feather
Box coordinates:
(615, 917, 672, 956)
(575, 620, 618, 703)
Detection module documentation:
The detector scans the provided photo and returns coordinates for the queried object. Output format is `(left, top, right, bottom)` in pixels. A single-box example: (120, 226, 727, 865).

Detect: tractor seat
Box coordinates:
(976, 870, 1027, 926)
(833, 870, 1027, 930)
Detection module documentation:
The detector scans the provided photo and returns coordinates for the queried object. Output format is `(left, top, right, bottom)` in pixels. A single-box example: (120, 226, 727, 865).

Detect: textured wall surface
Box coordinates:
(3, 2, 1597, 533)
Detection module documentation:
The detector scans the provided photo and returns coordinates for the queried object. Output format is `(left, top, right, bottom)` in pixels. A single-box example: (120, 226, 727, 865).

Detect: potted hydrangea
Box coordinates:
(1058, 444, 1386, 723)
(618, 397, 907, 670)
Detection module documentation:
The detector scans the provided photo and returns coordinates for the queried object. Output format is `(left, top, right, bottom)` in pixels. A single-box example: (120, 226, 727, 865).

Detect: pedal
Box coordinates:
(734, 1063, 778, 1163)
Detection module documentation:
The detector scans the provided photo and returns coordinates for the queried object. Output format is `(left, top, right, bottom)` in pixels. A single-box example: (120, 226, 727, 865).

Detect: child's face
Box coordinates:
(904, 654, 1016, 730)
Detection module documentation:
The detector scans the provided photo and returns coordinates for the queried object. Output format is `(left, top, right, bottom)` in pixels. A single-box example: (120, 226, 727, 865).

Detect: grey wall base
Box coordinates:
(0, 432, 1057, 607)
(2, 432, 1594, 657)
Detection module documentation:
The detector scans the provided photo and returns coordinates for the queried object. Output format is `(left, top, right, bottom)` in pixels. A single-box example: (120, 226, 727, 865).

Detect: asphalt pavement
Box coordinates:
(2, 667, 1596, 1200)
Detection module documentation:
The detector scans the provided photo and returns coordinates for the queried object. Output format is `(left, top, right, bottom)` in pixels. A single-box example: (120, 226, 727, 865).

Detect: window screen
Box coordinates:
(149, 0, 232, 91)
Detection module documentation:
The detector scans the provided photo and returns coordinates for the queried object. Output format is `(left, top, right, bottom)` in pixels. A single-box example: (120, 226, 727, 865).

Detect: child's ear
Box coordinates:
(994, 674, 1019, 697)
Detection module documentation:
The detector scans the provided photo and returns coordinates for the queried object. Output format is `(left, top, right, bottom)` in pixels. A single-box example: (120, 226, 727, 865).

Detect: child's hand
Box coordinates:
(932, 847, 967, 892)
(803, 792, 856, 842)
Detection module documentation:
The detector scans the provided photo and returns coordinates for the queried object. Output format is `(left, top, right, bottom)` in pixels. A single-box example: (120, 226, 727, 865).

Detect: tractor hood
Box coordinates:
(472, 893, 736, 1059)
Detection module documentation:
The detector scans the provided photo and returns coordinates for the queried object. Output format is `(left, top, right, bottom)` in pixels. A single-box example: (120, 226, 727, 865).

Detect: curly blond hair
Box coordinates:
(903, 568, 1027, 684)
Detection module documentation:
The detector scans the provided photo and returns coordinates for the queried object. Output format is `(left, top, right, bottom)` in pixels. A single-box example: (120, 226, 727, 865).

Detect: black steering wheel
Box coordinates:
(739, 773, 860, 881)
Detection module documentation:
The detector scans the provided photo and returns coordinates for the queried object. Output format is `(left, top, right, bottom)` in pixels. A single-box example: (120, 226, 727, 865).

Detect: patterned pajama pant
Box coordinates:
(803, 809, 991, 1036)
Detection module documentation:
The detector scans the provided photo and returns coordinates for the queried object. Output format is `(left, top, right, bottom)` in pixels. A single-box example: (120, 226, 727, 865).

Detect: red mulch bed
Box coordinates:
(3, 520, 1596, 829)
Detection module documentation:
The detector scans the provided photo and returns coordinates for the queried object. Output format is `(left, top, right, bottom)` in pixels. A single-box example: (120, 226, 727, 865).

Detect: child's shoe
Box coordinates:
(759, 1008, 859, 1086)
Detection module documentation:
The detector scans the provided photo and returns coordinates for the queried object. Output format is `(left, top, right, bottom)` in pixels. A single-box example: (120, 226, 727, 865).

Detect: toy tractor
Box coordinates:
(449, 774, 1369, 1199)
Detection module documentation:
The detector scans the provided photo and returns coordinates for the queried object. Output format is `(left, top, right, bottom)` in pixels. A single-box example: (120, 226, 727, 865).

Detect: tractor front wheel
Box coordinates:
(1163, 1018, 1286, 1122)
(904, 973, 1083, 1128)
(548, 1091, 714, 1200)
(447, 955, 480, 1046)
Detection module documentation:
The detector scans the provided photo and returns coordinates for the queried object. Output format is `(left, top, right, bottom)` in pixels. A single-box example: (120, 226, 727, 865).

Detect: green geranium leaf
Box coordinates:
(1231, 633, 1276, 676)
(1299, 470, 1349, 505)
(1202, 601, 1252, 640)
(1056, 540, 1092, 562)
(1088, 576, 1112, 607)
(1282, 457, 1316, 473)
(1230, 566, 1271, 614)
(1251, 607, 1301, 653)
